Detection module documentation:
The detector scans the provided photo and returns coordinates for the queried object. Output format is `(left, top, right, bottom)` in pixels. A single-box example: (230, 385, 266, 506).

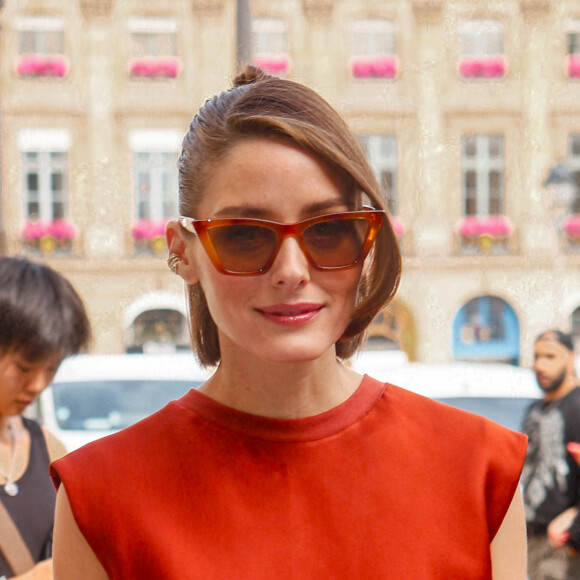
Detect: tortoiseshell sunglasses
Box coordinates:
(178, 209, 385, 276)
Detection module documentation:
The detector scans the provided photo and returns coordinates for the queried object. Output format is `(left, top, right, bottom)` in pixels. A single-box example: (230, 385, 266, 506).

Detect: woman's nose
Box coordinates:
(269, 236, 311, 288)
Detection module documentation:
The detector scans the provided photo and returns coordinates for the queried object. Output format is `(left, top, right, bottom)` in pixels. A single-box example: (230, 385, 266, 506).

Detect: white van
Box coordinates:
(349, 351, 542, 432)
(36, 353, 213, 451)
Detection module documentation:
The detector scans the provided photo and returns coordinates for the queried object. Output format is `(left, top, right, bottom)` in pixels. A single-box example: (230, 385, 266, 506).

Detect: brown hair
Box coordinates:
(178, 65, 401, 366)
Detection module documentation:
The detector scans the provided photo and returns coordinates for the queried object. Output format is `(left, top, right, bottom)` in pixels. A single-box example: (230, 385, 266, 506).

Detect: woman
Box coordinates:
(52, 66, 527, 579)
(0, 257, 90, 579)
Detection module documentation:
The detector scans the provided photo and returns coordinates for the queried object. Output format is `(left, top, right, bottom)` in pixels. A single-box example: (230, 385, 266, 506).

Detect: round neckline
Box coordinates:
(176, 374, 386, 442)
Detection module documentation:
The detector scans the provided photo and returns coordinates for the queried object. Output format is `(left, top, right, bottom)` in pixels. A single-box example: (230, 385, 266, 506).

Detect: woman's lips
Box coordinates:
(257, 303, 323, 326)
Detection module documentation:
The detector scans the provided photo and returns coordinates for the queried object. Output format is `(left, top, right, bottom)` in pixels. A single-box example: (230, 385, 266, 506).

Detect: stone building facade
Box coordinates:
(1, 0, 579, 366)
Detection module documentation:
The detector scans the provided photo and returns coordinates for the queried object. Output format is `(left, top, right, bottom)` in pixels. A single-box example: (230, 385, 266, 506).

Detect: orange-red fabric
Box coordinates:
(51, 376, 527, 579)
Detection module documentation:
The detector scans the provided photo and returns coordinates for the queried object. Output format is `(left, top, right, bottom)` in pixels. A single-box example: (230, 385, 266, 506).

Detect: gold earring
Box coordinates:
(167, 253, 183, 275)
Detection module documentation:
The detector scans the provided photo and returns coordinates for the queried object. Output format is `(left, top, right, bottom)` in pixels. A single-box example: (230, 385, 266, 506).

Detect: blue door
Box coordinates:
(452, 296, 520, 364)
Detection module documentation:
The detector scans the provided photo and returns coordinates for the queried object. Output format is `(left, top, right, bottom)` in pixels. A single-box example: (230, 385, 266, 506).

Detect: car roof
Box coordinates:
(52, 353, 212, 383)
(349, 352, 542, 400)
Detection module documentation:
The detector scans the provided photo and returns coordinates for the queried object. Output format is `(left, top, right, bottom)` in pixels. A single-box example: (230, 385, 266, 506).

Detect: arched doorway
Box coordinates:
(452, 295, 520, 364)
(124, 292, 190, 353)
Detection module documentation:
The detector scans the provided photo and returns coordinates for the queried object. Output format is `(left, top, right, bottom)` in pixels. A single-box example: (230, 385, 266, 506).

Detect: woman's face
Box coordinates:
(176, 138, 364, 365)
(0, 350, 60, 416)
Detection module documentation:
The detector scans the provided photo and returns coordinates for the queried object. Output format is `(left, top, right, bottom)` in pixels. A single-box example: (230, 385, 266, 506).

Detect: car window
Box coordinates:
(435, 396, 539, 432)
(51, 379, 201, 431)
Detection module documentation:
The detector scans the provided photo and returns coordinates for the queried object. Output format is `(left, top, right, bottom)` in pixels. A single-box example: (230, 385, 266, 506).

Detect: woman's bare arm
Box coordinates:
(490, 485, 527, 579)
(52, 486, 108, 580)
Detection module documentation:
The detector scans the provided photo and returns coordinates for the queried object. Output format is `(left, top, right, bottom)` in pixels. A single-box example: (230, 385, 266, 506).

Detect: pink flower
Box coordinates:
(459, 216, 512, 238)
(460, 57, 505, 79)
(131, 219, 156, 240)
(562, 214, 580, 238)
(47, 219, 76, 240)
(131, 219, 169, 240)
(21, 219, 49, 241)
(568, 56, 580, 78)
(130, 58, 180, 78)
(16, 55, 68, 77)
(252, 55, 290, 75)
(390, 217, 404, 237)
(351, 57, 398, 79)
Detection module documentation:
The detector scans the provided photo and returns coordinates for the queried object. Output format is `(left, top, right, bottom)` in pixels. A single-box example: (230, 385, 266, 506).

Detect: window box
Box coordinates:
(129, 57, 181, 78)
(16, 55, 68, 77)
(459, 57, 505, 79)
(252, 55, 290, 76)
(458, 215, 512, 252)
(21, 218, 76, 253)
(131, 219, 168, 254)
(351, 56, 398, 80)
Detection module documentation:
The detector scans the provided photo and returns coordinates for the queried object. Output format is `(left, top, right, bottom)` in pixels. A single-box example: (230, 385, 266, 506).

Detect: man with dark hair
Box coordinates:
(522, 330, 580, 579)
(0, 257, 91, 579)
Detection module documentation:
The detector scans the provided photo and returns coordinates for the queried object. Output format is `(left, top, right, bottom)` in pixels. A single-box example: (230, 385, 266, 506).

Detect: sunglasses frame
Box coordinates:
(178, 209, 386, 276)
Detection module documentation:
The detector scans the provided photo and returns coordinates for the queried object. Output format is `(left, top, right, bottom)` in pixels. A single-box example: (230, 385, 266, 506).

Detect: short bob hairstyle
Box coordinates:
(178, 65, 401, 366)
(0, 257, 91, 362)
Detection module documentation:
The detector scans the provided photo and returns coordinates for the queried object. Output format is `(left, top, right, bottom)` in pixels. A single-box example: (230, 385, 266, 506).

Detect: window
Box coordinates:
(567, 20, 580, 78)
(252, 18, 290, 76)
(461, 135, 504, 216)
(359, 135, 397, 215)
(19, 130, 70, 222)
(350, 19, 397, 79)
(567, 135, 580, 213)
(459, 20, 505, 78)
(128, 18, 180, 78)
(130, 131, 180, 252)
(15, 16, 68, 77)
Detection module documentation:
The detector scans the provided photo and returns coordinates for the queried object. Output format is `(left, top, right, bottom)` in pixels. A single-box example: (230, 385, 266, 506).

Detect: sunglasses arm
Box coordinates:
(179, 217, 199, 236)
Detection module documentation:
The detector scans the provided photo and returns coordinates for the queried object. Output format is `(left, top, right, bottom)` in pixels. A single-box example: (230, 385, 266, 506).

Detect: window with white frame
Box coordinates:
(252, 18, 289, 76)
(567, 135, 580, 213)
(460, 20, 503, 57)
(350, 19, 397, 79)
(461, 135, 504, 216)
(359, 135, 397, 215)
(19, 129, 70, 222)
(352, 19, 396, 58)
(16, 16, 65, 55)
(130, 131, 181, 221)
(129, 18, 178, 58)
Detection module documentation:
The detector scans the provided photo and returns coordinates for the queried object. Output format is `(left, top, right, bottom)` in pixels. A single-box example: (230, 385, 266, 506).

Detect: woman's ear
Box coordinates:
(166, 220, 200, 285)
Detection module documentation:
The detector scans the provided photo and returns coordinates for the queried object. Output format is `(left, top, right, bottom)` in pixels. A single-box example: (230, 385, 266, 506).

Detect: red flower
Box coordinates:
(16, 55, 68, 77)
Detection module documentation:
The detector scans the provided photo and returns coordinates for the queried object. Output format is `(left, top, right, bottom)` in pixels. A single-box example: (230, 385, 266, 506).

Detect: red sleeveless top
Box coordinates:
(51, 376, 527, 579)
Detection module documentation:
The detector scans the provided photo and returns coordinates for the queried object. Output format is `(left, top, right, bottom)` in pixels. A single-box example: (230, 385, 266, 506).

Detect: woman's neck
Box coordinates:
(199, 349, 362, 419)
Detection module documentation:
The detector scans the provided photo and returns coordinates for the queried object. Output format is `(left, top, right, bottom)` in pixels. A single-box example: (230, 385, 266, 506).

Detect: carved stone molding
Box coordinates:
(191, 0, 225, 18)
(411, 0, 444, 24)
(519, 0, 552, 17)
(79, 0, 113, 20)
(301, 0, 334, 23)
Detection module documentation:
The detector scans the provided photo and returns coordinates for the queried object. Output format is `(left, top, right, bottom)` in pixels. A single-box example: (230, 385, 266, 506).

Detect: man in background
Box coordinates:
(522, 330, 580, 579)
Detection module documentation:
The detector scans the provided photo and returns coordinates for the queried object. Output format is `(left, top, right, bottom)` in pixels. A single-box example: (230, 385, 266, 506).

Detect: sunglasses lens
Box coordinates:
(303, 218, 369, 267)
(207, 224, 277, 273)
